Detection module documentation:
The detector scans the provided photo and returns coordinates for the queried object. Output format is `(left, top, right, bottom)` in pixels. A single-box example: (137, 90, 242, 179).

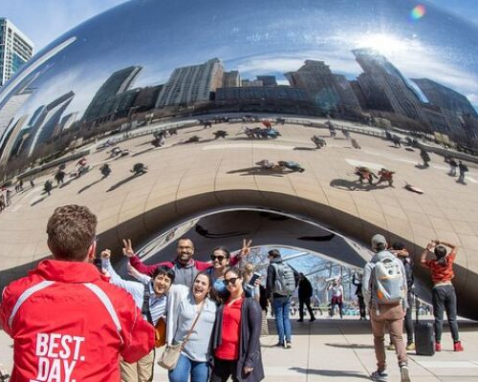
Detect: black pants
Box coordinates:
(210, 358, 239, 382)
(299, 297, 315, 320)
(357, 296, 366, 319)
(432, 285, 460, 343)
(404, 294, 414, 344)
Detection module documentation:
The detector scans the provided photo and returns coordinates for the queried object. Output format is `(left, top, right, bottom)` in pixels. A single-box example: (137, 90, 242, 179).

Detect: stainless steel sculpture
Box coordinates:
(0, 0, 477, 319)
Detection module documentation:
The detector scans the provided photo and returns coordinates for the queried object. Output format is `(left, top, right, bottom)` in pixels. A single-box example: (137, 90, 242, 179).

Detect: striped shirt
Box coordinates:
(102, 259, 167, 325)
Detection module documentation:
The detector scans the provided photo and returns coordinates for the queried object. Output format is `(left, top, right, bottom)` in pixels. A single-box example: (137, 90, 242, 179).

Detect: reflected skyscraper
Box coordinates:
(223, 70, 241, 87)
(352, 49, 423, 120)
(0, 18, 34, 87)
(83, 65, 143, 124)
(285, 60, 362, 116)
(256, 75, 278, 87)
(156, 58, 224, 107)
(22, 91, 75, 157)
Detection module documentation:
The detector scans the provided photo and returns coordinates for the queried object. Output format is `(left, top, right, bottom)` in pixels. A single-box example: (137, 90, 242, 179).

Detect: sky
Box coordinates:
(1, 0, 477, 52)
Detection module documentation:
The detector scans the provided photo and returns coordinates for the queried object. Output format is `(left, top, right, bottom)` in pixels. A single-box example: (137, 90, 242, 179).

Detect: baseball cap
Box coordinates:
(371, 234, 387, 250)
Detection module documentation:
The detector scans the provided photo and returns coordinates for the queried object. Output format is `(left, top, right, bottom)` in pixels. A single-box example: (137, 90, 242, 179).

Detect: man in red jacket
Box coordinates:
(0, 205, 154, 382)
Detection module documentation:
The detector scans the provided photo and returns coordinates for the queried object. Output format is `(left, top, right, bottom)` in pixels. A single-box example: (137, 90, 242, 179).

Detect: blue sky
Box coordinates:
(1, 0, 477, 52)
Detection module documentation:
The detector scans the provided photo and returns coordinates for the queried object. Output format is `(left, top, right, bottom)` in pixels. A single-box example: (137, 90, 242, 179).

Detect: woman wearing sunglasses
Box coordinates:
(208, 246, 232, 302)
(210, 267, 264, 382)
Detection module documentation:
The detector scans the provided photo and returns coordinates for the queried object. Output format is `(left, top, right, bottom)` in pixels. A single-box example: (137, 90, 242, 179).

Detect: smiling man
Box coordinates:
(125, 238, 251, 287)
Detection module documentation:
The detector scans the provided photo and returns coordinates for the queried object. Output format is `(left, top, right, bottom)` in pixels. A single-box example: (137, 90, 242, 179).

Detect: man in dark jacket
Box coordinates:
(298, 273, 316, 322)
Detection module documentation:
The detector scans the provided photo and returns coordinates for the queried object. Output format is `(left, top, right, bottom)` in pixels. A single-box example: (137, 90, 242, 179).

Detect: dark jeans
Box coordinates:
(432, 284, 460, 343)
(299, 297, 315, 320)
(210, 358, 239, 382)
(404, 294, 414, 344)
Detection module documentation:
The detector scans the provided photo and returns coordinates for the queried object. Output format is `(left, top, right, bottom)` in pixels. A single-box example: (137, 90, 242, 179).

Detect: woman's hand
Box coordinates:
(243, 366, 254, 374)
(240, 239, 253, 257)
(101, 249, 111, 259)
(122, 239, 135, 258)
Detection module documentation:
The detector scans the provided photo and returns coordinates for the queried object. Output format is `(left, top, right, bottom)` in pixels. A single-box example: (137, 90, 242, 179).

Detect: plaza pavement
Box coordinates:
(2, 314, 478, 381)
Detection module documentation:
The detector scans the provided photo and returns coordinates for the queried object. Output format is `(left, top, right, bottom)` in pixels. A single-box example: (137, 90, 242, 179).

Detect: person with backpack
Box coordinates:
(420, 239, 463, 352)
(362, 234, 410, 382)
(266, 249, 298, 349)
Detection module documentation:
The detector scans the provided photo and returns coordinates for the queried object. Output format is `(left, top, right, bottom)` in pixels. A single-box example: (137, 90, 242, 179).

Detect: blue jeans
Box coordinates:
(272, 296, 292, 343)
(168, 353, 210, 382)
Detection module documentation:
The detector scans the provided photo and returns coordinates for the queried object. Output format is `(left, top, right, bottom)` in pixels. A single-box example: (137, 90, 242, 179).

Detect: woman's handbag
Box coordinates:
(157, 342, 182, 370)
(158, 300, 206, 370)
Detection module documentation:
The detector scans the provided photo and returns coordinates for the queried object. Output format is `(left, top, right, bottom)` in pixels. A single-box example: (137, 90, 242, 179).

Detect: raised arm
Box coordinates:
(229, 239, 253, 266)
(420, 241, 434, 267)
(123, 238, 169, 276)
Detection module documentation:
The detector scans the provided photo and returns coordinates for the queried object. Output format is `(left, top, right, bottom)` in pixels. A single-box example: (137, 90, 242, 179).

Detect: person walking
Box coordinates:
(297, 273, 316, 322)
(420, 240, 463, 352)
(352, 272, 366, 320)
(101, 249, 175, 382)
(328, 279, 344, 319)
(363, 234, 410, 382)
(457, 161, 468, 183)
(266, 249, 298, 349)
(391, 242, 415, 351)
(0, 205, 154, 381)
(166, 272, 217, 382)
(420, 149, 430, 168)
(210, 267, 265, 382)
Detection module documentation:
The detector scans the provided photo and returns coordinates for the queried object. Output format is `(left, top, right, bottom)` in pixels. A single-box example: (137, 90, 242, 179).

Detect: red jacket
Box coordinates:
(0, 260, 155, 382)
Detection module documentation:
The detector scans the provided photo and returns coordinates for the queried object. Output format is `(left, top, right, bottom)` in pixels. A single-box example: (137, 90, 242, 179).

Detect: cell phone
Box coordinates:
(249, 272, 261, 286)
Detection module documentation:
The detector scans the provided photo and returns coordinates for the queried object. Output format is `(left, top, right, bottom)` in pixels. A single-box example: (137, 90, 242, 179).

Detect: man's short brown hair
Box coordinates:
(46, 205, 97, 261)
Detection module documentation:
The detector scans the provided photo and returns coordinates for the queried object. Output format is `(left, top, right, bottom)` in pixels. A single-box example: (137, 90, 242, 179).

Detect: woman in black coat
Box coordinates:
(210, 267, 265, 382)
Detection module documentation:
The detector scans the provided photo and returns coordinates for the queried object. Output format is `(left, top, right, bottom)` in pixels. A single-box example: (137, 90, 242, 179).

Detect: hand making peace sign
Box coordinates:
(122, 239, 135, 258)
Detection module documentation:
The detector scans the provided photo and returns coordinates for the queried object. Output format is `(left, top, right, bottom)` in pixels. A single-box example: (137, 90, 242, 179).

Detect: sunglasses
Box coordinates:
(211, 255, 226, 261)
(223, 277, 240, 286)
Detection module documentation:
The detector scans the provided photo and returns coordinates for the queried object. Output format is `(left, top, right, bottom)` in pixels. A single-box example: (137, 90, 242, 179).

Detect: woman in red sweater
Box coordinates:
(420, 239, 463, 352)
(210, 267, 264, 382)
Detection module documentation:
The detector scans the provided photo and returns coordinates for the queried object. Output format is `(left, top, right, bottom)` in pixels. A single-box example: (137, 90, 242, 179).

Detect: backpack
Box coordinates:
(272, 262, 296, 296)
(371, 252, 405, 306)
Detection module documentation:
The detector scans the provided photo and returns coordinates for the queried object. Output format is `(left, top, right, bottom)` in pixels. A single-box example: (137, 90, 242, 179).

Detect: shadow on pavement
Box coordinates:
(290, 367, 370, 379)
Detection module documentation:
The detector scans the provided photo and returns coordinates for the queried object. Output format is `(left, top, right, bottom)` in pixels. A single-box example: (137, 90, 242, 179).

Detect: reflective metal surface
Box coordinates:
(1, 0, 478, 318)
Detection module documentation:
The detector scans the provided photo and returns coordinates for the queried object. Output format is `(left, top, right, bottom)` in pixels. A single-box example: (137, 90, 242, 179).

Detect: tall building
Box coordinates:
(83, 65, 142, 123)
(223, 71, 241, 87)
(242, 79, 263, 87)
(256, 75, 277, 86)
(0, 90, 32, 140)
(352, 49, 423, 120)
(22, 91, 75, 157)
(0, 18, 34, 87)
(285, 60, 361, 114)
(156, 58, 224, 107)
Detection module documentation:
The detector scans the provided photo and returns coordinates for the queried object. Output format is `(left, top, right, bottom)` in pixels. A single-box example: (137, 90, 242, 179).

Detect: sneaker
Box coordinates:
(284, 341, 292, 349)
(387, 343, 395, 351)
(406, 342, 415, 351)
(273, 342, 284, 347)
(309, 317, 316, 322)
(371, 369, 389, 382)
(297, 319, 304, 322)
(435, 342, 441, 352)
(400, 365, 411, 382)
(454, 341, 464, 352)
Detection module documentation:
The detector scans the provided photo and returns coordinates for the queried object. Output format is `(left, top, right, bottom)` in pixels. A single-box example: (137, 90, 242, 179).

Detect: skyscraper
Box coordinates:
(156, 58, 224, 107)
(285, 60, 361, 114)
(0, 18, 34, 87)
(256, 75, 278, 86)
(83, 66, 143, 123)
(223, 71, 241, 87)
(352, 49, 423, 120)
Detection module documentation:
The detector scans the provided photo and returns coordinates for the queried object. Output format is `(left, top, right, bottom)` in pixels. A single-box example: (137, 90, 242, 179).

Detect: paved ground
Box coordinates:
(2, 314, 478, 381)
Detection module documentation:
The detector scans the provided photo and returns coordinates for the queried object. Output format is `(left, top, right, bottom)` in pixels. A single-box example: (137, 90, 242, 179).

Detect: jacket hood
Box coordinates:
(31, 259, 104, 283)
(371, 250, 394, 264)
(269, 256, 283, 264)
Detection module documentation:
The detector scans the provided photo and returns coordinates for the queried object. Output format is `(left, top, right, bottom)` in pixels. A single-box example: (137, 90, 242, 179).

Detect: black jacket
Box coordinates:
(210, 297, 265, 382)
(298, 277, 313, 299)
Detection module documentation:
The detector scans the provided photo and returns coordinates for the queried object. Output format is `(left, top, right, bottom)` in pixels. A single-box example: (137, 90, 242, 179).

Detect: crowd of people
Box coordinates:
(0, 205, 466, 382)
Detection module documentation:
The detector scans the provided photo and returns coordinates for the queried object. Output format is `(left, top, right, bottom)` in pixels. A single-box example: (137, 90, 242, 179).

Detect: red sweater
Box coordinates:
(215, 297, 243, 360)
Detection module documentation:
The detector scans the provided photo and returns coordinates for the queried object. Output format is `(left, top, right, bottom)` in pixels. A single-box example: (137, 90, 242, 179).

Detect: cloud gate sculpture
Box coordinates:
(1, 0, 478, 319)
